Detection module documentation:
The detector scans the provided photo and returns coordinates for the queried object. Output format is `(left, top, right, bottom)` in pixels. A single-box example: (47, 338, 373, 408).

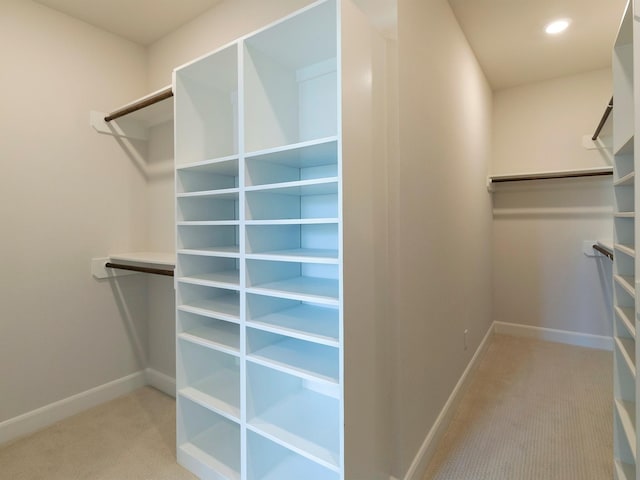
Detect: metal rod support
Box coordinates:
(105, 262, 174, 277)
(592, 96, 613, 141)
(592, 244, 613, 261)
(104, 87, 173, 122)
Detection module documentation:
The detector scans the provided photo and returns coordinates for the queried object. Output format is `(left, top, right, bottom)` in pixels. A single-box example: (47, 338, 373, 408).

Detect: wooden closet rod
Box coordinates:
(105, 262, 174, 277)
(104, 87, 173, 122)
(491, 170, 613, 183)
(592, 96, 613, 141)
(592, 244, 613, 261)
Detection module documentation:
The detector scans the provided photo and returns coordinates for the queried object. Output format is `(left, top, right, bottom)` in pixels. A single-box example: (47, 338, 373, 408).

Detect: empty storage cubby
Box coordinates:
(177, 396, 241, 480)
(175, 44, 239, 165)
(177, 157, 239, 194)
(177, 192, 239, 222)
(246, 294, 339, 346)
(177, 339, 241, 420)
(247, 328, 339, 384)
(247, 430, 339, 480)
(245, 184, 338, 221)
(615, 217, 635, 250)
(246, 362, 340, 471)
(177, 283, 240, 323)
(243, 1, 337, 153)
(245, 139, 338, 187)
(245, 223, 338, 262)
(178, 254, 240, 289)
(178, 310, 241, 355)
(177, 225, 239, 255)
(614, 185, 634, 213)
(246, 259, 339, 305)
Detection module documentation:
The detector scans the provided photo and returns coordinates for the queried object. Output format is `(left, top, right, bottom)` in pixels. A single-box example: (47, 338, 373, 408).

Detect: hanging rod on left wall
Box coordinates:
(105, 262, 174, 277)
(592, 96, 613, 141)
(104, 86, 173, 122)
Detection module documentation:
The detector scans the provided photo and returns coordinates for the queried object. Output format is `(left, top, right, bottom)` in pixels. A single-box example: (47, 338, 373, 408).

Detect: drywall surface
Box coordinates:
(0, 0, 148, 422)
(492, 69, 613, 337)
(395, 0, 493, 476)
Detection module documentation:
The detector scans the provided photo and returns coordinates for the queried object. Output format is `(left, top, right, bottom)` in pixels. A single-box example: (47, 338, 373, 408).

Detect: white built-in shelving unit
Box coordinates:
(613, 2, 638, 478)
(174, 1, 388, 478)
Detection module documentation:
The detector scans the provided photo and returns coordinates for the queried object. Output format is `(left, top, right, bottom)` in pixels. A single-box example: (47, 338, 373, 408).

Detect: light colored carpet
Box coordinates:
(0, 387, 196, 480)
(423, 334, 613, 480)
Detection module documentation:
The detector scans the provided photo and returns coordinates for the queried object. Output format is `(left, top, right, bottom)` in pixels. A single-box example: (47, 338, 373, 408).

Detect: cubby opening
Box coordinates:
(178, 254, 240, 288)
(246, 223, 338, 262)
(175, 44, 239, 165)
(177, 193, 239, 222)
(246, 362, 340, 470)
(245, 188, 338, 221)
(177, 157, 239, 194)
(615, 217, 635, 250)
(178, 310, 241, 355)
(178, 396, 241, 480)
(614, 185, 634, 213)
(177, 224, 239, 255)
(243, 1, 338, 152)
(247, 327, 339, 384)
(177, 283, 240, 323)
(177, 339, 241, 419)
(247, 430, 339, 480)
(245, 139, 338, 187)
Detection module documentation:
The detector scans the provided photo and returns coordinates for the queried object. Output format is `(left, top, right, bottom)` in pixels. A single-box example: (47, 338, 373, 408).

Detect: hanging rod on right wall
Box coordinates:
(592, 96, 613, 141)
(104, 86, 173, 122)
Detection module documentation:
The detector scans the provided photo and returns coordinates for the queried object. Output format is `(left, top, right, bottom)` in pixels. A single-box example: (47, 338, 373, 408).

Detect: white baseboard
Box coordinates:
(0, 371, 146, 447)
(494, 321, 613, 351)
(145, 368, 176, 398)
(402, 323, 494, 480)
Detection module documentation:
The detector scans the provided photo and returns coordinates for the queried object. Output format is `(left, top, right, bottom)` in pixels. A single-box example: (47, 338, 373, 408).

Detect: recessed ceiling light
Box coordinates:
(545, 19, 570, 35)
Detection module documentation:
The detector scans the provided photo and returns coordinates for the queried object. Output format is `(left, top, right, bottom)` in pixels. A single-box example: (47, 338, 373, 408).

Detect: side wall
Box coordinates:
(0, 0, 149, 431)
(492, 69, 614, 339)
(395, 0, 493, 476)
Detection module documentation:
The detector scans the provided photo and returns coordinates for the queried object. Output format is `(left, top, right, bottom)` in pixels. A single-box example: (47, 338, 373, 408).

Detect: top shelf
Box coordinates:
(488, 166, 613, 187)
(109, 252, 176, 268)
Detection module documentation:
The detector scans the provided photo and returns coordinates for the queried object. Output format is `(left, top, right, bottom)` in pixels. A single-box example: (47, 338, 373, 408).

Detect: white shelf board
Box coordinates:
(615, 243, 636, 258)
(178, 296, 240, 323)
(247, 389, 340, 471)
(248, 304, 339, 347)
(245, 218, 339, 226)
(246, 248, 339, 264)
(178, 247, 240, 258)
(615, 212, 636, 219)
(258, 452, 339, 480)
(177, 221, 240, 227)
(488, 166, 613, 185)
(109, 251, 175, 267)
(615, 135, 634, 155)
(179, 369, 240, 421)
(179, 271, 241, 290)
(179, 422, 241, 480)
(245, 136, 338, 164)
(615, 275, 636, 298)
(615, 399, 637, 462)
(179, 323, 240, 356)
(178, 188, 240, 199)
(615, 172, 635, 186)
(247, 277, 339, 306)
(245, 178, 338, 196)
(597, 239, 614, 252)
(176, 155, 239, 173)
(615, 306, 636, 338)
(615, 337, 637, 378)
(248, 337, 339, 384)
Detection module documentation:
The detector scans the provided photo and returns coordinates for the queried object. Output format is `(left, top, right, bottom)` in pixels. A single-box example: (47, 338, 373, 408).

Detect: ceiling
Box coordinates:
(448, 0, 628, 90)
(33, 0, 223, 45)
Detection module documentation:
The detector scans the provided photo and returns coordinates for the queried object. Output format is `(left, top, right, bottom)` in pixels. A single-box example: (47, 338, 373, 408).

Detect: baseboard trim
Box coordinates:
(402, 323, 494, 480)
(494, 321, 613, 351)
(0, 371, 146, 447)
(145, 368, 176, 398)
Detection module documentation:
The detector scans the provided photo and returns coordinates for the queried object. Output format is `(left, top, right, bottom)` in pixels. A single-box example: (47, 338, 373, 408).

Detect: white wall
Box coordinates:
(395, 0, 493, 476)
(492, 69, 614, 338)
(0, 0, 149, 424)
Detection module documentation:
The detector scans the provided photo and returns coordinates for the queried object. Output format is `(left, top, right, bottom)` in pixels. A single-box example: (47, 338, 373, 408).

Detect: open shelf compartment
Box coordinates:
(246, 222, 338, 263)
(178, 310, 240, 355)
(178, 254, 240, 289)
(177, 283, 240, 323)
(178, 224, 239, 256)
(177, 156, 239, 194)
(177, 396, 241, 480)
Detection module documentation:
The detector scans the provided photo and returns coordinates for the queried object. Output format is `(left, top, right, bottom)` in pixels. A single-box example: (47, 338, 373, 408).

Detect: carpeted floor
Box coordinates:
(0, 387, 195, 480)
(423, 334, 613, 480)
(0, 334, 613, 480)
